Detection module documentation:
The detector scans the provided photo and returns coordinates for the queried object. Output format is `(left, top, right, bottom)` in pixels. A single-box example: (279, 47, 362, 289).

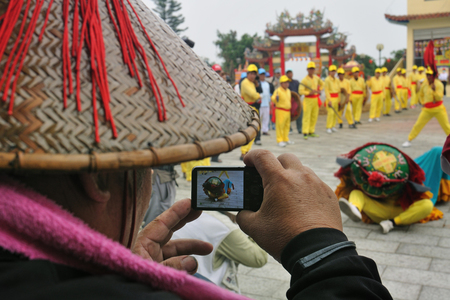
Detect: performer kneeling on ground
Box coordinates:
(402, 68, 450, 148)
(337, 68, 356, 129)
(271, 75, 294, 147)
(324, 65, 340, 134)
(299, 62, 323, 140)
(336, 143, 434, 234)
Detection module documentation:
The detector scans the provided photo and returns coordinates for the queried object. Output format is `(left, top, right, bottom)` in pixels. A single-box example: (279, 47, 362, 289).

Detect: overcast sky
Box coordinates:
(142, 0, 408, 64)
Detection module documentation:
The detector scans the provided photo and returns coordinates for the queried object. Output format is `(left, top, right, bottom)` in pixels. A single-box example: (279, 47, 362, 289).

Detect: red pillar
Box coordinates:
(268, 54, 274, 76)
(316, 36, 320, 58)
(280, 37, 285, 75)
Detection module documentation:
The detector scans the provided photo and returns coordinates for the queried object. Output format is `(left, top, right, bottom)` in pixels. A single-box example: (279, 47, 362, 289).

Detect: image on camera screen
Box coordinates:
(196, 170, 244, 209)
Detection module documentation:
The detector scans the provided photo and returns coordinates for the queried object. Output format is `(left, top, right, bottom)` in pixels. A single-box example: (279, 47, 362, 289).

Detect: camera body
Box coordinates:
(191, 166, 263, 212)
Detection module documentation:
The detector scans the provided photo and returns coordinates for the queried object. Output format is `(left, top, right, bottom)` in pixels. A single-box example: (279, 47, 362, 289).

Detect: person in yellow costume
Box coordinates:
(324, 65, 340, 134)
(299, 62, 324, 140)
(393, 68, 406, 112)
(349, 67, 366, 125)
(381, 67, 393, 116)
(400, 69, 409, 109)
(271, 75, 293, 147)
(337, 68, 357, 129)
(408, 65, 420, 108)
(240, 64, 261, 160)
(367, 68, 384, 122)
(402, 68, 450, 148)
(417, 66, 426, 105)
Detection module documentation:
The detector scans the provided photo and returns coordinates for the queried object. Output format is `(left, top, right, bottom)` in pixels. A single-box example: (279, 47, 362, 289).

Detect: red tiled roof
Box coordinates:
(385, 12, 450, 23)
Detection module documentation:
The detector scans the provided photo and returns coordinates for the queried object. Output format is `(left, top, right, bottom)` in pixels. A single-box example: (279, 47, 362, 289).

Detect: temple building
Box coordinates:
(385, 0, 450, 72)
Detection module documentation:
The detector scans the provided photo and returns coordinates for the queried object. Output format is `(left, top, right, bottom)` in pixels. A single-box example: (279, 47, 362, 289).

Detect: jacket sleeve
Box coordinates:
(281, 228, 392, 300)
(324, 78, 331, 99)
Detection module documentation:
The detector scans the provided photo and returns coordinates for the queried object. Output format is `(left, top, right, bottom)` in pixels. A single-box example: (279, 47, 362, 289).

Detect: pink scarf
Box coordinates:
(0, 177, 249, 300)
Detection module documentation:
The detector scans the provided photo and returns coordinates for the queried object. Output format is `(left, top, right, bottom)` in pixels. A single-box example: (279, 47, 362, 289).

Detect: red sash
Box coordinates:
(396, 85, 403, 89)
(275, 107, 290, 112)
(385, 88, 390, 90)
(330, 93, 339, 98)
(305, 94, 322, 107)
(411, 82, 417, 85)
(372, 91, 382, 95)
(424, 101, 443, 109)
(352, 91, 363, 95)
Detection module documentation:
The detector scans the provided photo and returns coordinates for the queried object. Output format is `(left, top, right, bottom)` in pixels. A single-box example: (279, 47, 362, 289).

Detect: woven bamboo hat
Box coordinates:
(0, 0, 259, 173)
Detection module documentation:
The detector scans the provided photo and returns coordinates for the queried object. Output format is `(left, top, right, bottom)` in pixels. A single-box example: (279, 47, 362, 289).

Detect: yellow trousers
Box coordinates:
(369, 93, 383, 119)
(241, 107, 259, 154)
(349, 190, 433, 225)
(408, 105, 450, 141)
(410, 85, 418, 106)
(384, 90, 392, 114)
(326, 98, 340, 129)
(338, 104, 354, 125)
(275, 109, 290, 143)
(350, 95, 364, 122)
(181, 158, 211, 181)
(302, 97, 319, 134)
(395, 90, 408, 110)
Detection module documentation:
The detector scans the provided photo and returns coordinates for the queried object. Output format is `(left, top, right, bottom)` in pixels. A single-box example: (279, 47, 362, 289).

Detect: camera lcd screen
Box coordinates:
(195, 169, 244, 210)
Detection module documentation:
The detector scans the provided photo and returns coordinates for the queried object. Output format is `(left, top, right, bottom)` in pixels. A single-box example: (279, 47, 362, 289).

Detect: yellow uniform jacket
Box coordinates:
(271, 87, 292, 110)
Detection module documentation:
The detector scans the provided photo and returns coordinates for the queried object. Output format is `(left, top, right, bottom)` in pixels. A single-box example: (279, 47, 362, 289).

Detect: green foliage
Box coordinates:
(152, 0, 187, 34)
(383, 49, 406, 72)
(355, 54, 377, 76)
(214, 30, 259, 79)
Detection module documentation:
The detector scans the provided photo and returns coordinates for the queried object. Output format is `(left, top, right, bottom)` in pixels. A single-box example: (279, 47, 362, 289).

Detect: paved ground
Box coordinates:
(174, 97, 450, 300)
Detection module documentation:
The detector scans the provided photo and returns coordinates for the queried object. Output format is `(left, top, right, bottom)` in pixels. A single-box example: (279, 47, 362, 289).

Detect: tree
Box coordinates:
(214, 30, 259, 79)
(152, 0, 187, 34)
(383, 49, 406, 72)
(355, 54, 377, 77)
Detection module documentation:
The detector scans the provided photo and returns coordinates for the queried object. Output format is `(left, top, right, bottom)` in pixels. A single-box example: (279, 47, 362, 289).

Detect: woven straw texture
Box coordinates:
(0, 0, 254, 158)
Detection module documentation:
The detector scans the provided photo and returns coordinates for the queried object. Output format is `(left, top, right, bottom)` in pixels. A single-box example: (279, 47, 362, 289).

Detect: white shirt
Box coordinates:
(439, 72, 448, 82)
(260, 81, 271, 107)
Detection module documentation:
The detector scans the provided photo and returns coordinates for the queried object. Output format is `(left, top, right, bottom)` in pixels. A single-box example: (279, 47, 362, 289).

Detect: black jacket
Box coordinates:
(0, 228, 392, 299)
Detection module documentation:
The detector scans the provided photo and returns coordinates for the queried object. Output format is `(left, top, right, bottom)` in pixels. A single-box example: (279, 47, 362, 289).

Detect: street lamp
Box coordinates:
(376, 44, 384, 67)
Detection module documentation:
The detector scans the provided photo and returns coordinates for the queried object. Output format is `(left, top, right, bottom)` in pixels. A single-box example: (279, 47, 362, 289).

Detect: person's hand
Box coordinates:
(327, 101, 332, 107)
(132, 199, 213, 274)
(257, 97, 262, 104)
(236, 150, 342, 262)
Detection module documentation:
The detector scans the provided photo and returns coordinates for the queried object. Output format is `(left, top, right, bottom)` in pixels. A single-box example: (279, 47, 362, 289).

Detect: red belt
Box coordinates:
(330, 93, 339, 98)
(305, 95, 318, 98)
(424, 101, 443, 108)
(396, 85, 402, 88)
(275, 107, 290, 112)
(372, 91, 382, 95)
(246, 101, 256, 105)
(385, 88, 390, 90)
(411, 82, 417, 85)
(352, 91, 363, 95)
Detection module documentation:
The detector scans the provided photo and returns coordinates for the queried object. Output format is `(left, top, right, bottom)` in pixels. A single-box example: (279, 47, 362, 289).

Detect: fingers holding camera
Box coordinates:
(237, 150, 342, 262)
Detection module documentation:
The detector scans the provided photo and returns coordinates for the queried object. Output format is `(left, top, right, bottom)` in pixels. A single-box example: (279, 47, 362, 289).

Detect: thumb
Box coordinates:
(162, 255, 198, 275)
(236, 210, 258, 237)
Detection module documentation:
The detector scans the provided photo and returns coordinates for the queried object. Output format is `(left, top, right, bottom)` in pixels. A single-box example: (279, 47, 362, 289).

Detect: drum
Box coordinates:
(350, 144, 410, 198)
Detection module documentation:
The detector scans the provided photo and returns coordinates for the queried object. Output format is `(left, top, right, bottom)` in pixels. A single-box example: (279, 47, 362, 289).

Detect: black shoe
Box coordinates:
(395, 110, 401, 113)
(211, 158, 222, 163)
(349, 124, 357, 129)
(240, 154, 245, 161)
(402, 108, 407, 111)
(339, 124, 343, 129)
(386, 114, 391, 116)
(355, 121, 362, 125)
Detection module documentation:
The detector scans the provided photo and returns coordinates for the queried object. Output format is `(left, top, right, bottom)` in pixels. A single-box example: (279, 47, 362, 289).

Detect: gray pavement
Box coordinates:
(174, 97, 450, 300)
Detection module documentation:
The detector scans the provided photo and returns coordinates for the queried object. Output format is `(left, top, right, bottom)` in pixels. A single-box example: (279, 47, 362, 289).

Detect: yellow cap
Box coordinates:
(337, 68, 345, 74)
(418, 66, 425, 71)
(381, 67, 388, 73)
(329, 65, 337, 71)
(280, 75, 290, 83)
(247, 64, 258, 73)
(307, 62, 316, 69)
(426, 68, 434, 75)
(412, 65, 418, 70)
(352, 67, 360, 73)
(397, 68, 402, 72)
(375, 68, 381, 73)
(401, 69, 406, 74)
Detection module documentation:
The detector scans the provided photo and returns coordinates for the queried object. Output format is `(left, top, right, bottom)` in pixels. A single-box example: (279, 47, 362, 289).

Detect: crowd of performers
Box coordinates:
(180, 62, 449, 182)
